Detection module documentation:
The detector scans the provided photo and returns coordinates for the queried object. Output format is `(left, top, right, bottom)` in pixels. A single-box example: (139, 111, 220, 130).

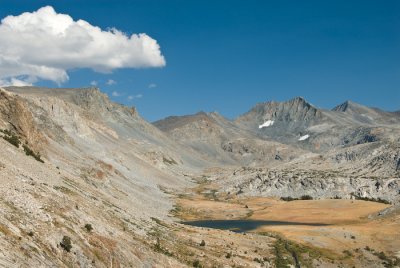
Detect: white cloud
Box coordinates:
(0, 6, 166, 85)
(90, 80, 98, 86)
(111, 91, 122, 97)
(0, 77, 34, 87)
(106, 79, 117, 85)
(148, 83, 157, 89)
(128, 94, 143, 100)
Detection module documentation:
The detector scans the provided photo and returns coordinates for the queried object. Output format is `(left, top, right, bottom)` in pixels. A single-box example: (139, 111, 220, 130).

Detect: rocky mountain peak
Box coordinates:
(245, 96, 320, 124)
(333, 100, 363, 112)
(287, 96, 309, 106)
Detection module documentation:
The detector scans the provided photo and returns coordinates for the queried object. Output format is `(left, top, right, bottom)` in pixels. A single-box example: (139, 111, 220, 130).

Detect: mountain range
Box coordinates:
(0, 86, 399, 267)
(154, 95, 400, 176)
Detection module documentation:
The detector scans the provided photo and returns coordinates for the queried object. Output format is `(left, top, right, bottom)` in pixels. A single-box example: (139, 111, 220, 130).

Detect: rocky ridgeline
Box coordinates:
(219, 167, 400, 204)
(154, 96, 400, 177)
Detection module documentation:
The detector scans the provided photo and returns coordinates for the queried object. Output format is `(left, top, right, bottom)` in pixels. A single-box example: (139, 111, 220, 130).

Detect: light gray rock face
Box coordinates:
(216, 167, 400, 204)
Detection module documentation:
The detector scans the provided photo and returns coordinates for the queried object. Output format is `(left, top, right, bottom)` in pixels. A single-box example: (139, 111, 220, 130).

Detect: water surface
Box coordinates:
(182, 219, 329, 233)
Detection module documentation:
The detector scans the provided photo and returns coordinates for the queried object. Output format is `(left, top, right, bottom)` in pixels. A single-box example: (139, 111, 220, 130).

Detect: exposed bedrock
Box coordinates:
(219, 168, 400, 204)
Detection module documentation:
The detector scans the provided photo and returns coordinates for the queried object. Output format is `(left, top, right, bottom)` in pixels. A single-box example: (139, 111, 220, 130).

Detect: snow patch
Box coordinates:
(298, 134, 310, 141)
(259, 120, 274, 129)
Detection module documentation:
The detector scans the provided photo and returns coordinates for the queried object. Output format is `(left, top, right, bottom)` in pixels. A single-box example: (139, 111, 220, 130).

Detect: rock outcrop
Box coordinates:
(217, 167, 400, 204)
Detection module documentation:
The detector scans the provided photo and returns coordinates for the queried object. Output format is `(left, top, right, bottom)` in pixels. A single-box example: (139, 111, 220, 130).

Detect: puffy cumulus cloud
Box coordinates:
(0, 6, 166, 85)
(148, 83, 157, 89)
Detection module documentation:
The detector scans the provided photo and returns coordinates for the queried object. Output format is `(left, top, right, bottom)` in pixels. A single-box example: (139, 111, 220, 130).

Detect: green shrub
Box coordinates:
(60, 235, 72, 252)
(1, 129, 44, 163)
(162, 157, 177, 165)
(2, 130, 21, 148)
(22, 144, 44, 163)
(371, 250, 400, 267)
(343, 250, 353, 258)
(281, 195, 313, 201)
(376, 251, 387, 260)
(353, 195, 391, 204)
(84, 224, 93, 232)
(193, 260, 202, 268)
(254, 257, 262, 263)
(281, 196, 295, 201)
(153, 237, 173, 257)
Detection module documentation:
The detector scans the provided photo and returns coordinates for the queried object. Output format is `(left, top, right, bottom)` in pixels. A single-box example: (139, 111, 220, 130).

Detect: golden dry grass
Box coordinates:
(175, 191, 400, 257)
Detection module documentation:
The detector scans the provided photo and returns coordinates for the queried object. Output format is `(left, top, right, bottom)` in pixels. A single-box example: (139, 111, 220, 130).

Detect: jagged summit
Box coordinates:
(236, 96, 321, 129)
(250, 96, 314, 111)
(287, 96, 310, 105)
(332, 100, 351, 112)
(333, 100, 369, 113)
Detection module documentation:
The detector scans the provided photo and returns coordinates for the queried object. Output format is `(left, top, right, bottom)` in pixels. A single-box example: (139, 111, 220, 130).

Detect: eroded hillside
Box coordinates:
(0, 86, 210, 267)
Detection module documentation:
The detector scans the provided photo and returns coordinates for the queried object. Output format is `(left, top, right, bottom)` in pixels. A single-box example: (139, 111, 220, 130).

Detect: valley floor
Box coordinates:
(170, 178, 400, 268)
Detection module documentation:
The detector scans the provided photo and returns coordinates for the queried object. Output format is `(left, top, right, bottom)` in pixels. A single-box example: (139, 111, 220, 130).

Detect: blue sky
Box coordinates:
(0, 1, 399, 121)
